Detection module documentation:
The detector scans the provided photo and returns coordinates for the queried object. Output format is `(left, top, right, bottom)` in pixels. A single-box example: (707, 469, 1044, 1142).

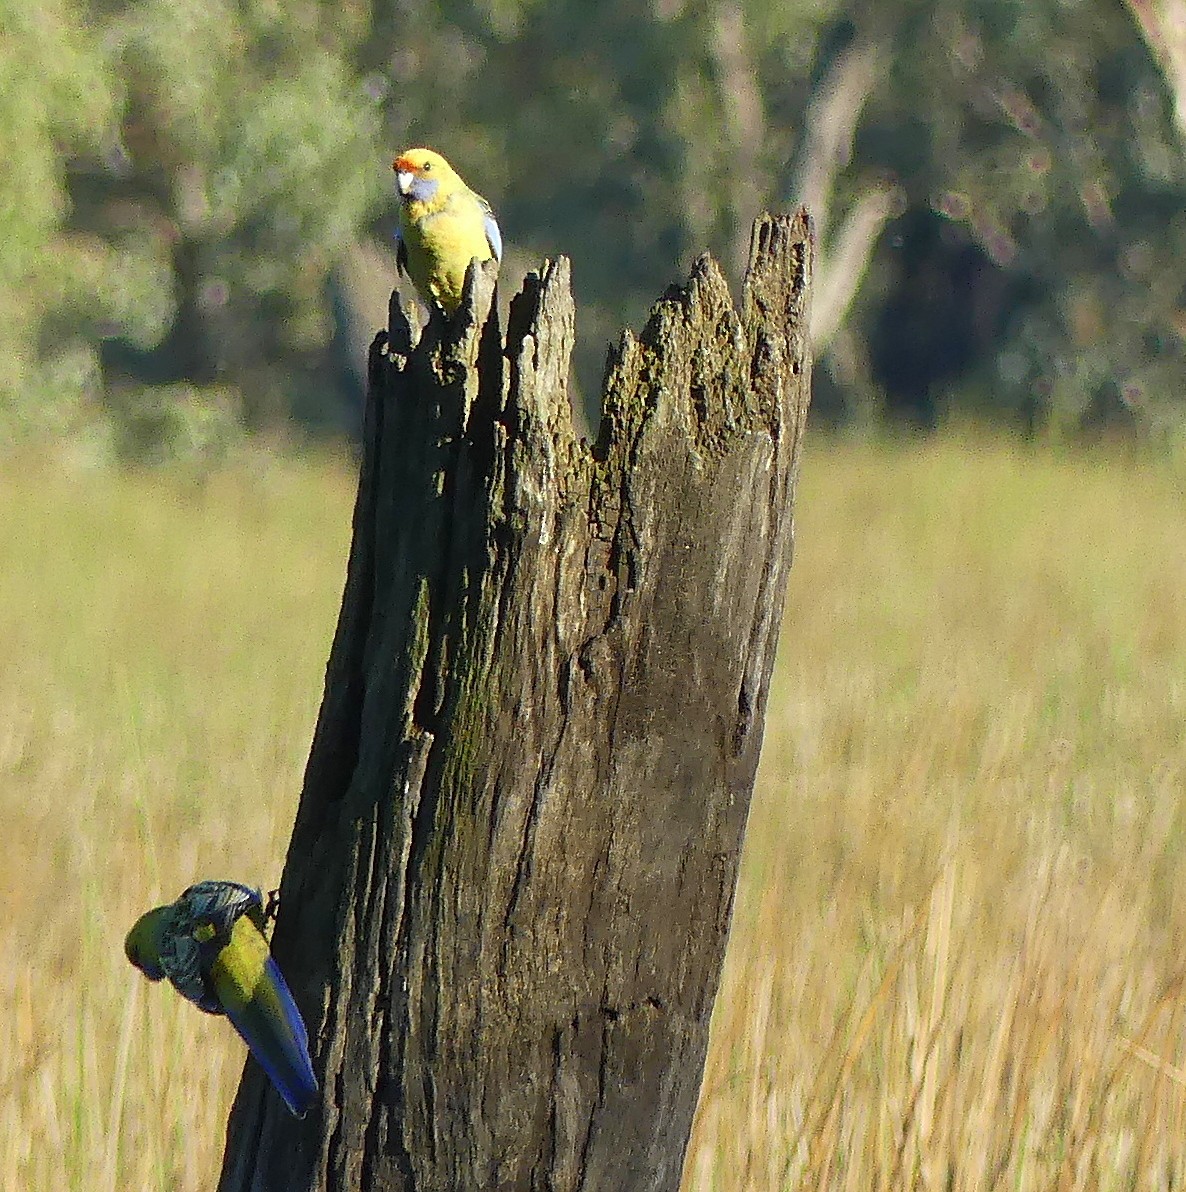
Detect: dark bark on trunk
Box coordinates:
(218, 212, 813, 1192)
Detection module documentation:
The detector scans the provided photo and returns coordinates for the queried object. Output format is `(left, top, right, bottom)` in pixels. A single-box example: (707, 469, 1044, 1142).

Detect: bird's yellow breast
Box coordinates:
(400, 192, 495, 312)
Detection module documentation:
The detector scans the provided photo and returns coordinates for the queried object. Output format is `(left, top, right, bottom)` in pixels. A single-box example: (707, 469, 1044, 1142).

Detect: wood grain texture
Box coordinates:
(218, 212, 813, 1192)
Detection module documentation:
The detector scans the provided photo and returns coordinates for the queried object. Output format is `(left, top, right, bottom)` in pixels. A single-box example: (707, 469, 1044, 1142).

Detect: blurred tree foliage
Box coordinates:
(2, 0, 1185, 458)
(853, 0, 1186, 438)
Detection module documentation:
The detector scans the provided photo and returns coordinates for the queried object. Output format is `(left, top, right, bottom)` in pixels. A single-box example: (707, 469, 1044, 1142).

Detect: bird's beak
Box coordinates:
(396, 170, 414, 196)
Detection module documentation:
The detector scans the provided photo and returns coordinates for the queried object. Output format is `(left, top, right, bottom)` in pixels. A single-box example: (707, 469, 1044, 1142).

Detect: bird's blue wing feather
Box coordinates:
(483, 208, 503, 262)
(223, 954, 318, 1117)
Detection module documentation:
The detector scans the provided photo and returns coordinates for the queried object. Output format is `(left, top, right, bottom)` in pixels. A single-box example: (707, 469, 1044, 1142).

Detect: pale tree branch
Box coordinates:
(1124, 0, 1186, 146)
(788, 24, 899, 351)
(792, 35, 885, 247)
(811, 180, 903, 348)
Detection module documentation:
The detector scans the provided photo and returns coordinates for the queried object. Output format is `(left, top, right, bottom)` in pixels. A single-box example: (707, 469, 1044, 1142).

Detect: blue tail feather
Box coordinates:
(225, 955, 317, 1117)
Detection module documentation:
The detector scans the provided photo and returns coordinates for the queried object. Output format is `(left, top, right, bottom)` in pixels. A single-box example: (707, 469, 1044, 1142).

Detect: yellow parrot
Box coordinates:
(393, 147, 502, 313)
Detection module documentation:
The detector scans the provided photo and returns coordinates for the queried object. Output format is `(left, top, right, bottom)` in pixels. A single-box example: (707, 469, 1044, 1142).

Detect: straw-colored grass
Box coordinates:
(2, 436, 1183, 1189)
(0, 453, 354, 1190)
(689, 437, 1186, 1190)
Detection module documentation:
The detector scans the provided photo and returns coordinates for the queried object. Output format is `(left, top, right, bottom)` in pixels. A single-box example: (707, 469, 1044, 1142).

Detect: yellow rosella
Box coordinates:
(393, 147, 502, 313)
(125, 881, 317, 1117)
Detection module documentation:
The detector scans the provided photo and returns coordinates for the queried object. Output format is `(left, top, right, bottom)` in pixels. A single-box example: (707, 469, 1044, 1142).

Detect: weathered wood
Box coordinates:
(218, 211, 812, 1192)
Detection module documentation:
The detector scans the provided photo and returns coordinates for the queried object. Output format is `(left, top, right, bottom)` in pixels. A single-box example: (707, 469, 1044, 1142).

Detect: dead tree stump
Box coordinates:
(218, 211, 812, 1192)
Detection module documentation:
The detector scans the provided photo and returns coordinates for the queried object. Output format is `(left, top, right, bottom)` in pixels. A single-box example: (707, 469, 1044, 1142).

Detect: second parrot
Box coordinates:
(125, 880, 317, 1118)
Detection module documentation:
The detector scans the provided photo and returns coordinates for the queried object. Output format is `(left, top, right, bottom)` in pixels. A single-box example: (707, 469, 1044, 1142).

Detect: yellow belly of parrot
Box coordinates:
(402, 202, 494, 312)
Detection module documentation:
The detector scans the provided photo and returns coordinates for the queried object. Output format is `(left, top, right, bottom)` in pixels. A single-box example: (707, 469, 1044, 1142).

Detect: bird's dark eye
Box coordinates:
(422, 161, 432, 171)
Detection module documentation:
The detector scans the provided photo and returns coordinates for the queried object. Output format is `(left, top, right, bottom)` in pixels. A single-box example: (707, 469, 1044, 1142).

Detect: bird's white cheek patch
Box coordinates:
(397, 170, 414, 195)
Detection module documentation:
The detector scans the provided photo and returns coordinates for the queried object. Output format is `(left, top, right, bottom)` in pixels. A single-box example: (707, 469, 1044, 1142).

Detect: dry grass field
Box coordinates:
(1, 435, 1183, 1190)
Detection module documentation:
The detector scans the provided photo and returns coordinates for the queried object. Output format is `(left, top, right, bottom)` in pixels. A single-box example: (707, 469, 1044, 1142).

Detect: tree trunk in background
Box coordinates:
(218, 212, 813, 1192)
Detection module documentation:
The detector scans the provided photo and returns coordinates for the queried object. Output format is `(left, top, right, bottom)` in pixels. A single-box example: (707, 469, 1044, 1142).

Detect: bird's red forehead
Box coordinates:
(394, 152, 433, 174)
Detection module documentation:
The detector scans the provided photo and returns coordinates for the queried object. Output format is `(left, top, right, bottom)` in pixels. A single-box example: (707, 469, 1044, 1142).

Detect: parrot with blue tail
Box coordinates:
(125, 880, 317, 1118)
(393, 147, 502, 314)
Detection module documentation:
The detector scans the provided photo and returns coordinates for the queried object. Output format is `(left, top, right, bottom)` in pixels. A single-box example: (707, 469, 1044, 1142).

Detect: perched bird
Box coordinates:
(393, 147, 502, 314)
(125, 880, 317, 1118)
